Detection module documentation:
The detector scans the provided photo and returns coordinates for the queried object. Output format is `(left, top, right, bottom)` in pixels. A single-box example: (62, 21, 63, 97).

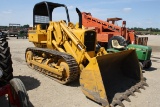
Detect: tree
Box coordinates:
(23, 24, 29, 28)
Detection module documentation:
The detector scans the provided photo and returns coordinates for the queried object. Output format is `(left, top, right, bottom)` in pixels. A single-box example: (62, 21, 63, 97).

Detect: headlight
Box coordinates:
(0, 67, 3, 78)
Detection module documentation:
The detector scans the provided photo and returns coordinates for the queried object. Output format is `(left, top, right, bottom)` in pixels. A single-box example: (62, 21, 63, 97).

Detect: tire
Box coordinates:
(0, 38, 13, 83)
(139, 62, 143, 70)
(107, 36, 127, 49)
(139, 62, 145, 73)
(9, 78, 29, 107)
(0, 32, 2, 39)
(144, 60, 152, 69)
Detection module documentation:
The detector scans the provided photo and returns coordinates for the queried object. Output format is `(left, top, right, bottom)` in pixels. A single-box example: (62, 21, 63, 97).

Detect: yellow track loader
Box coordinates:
(25, 1, 148, 107)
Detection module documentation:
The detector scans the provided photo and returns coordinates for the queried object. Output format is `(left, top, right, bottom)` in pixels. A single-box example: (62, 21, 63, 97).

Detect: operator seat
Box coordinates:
(112, 40, 125, 49)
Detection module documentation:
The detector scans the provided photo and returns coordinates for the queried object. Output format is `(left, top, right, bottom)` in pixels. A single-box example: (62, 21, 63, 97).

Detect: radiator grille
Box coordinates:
(84, 31, 96, 51)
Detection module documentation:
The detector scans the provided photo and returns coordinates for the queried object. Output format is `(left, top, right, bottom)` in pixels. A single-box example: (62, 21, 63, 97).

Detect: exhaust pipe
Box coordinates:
(76, 8, 82, 28)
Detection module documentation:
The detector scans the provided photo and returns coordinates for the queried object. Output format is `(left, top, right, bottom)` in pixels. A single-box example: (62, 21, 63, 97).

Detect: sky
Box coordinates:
(0, 0, 159, 28)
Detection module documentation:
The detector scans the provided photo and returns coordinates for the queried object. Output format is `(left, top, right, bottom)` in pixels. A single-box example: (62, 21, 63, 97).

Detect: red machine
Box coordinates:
(0, 38, 29, 107)
(81, 12, 148, 48)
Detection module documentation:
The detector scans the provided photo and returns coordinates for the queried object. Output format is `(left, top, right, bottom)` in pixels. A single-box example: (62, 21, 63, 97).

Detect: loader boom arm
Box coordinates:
(59, 21, 85, 50)
(51, 21, 87, 63)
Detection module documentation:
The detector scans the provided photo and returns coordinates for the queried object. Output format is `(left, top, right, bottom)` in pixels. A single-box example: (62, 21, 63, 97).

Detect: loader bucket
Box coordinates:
(80, 50, 147, 107)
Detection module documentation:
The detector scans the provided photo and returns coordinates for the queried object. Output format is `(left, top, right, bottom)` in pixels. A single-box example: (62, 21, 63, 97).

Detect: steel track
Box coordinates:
(25, 47, 80, 84)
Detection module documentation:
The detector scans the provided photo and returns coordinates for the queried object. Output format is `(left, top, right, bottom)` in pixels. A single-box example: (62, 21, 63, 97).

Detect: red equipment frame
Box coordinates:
(0, 84, 20, 107)
(81, 12, 148, 45)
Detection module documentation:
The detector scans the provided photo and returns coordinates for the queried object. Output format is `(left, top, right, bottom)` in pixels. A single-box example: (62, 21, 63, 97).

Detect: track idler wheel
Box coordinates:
(25, 51, 33, 68)
(58, 59, 70, 84)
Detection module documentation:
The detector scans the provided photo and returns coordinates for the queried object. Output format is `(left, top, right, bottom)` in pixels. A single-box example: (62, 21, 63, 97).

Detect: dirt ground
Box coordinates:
(0, 35, 160, 107)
